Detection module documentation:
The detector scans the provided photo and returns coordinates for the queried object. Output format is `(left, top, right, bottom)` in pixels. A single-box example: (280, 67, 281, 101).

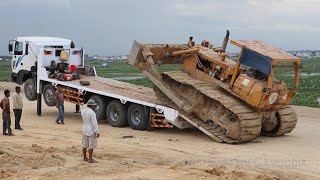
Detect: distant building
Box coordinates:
(227, 52, 239, 60)
(288, 50, 320, 59)
(121, 55, 128, 60)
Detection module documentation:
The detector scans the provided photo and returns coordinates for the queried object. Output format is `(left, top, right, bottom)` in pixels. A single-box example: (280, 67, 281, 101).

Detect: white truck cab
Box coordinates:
(9, 37, 82, 83)
(9, 36, 83, 101)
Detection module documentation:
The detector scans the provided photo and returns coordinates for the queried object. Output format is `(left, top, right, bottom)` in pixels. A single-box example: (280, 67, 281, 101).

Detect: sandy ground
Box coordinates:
(0, 83, 320, 180)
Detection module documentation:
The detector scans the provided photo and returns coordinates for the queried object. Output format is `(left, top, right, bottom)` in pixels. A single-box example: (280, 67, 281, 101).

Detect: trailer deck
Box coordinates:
(39, 74, 193, 129)
(64, 76, 174, 108)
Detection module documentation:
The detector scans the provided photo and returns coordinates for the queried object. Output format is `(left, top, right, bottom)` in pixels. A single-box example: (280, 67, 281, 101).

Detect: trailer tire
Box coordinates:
(43, 84, 56, 106)
(106, 100, 127, 127)
(89, 95, 107, 121)
(24, 78, 37, 101)
(127, 104, 149, 130)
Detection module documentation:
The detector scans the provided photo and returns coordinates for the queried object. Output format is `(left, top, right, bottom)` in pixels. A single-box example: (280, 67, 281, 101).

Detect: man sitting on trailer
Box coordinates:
(81, 99, 100, 163)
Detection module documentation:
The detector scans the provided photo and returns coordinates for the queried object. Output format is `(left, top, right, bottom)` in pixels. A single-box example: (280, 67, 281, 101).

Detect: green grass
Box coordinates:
(274, 58, 320, 75)
(276, 75, 320, 108)
(0, 60, 11, 81)
(300, 58, 320, 73)
(86, 60, 181, 78)
(122, 78, 154, 88)
(86, 60, 141, 78)
(273, 59, 320, 108)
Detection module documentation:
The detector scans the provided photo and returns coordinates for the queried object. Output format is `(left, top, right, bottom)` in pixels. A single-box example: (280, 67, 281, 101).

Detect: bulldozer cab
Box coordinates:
(230, 40, 301, 110)
(231, 40, 301, 90)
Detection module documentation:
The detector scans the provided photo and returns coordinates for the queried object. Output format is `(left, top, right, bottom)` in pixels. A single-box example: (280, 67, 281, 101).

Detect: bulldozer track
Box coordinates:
(156, 71, 262, 144)
(261, 106, 297, 137)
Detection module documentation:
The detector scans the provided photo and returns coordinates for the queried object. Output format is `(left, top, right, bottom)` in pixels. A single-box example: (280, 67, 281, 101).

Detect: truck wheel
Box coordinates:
(43, 84, 56, 106)
(106, 100, 127, 127)
(127, 104, 149, 130)
(24, 78, 37, 101)
(89, 95, 107, 121)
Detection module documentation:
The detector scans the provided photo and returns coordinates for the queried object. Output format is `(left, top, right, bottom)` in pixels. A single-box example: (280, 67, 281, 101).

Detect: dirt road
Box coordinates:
(0, 85, 319, 179)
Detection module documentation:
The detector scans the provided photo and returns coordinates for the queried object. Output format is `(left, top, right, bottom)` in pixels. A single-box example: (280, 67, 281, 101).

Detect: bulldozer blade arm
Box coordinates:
(128, 41, 187, 67)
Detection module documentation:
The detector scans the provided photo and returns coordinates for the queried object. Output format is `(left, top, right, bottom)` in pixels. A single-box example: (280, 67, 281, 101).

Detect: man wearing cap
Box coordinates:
(81, 99, 100, 163)
(12, 86, 23, 130)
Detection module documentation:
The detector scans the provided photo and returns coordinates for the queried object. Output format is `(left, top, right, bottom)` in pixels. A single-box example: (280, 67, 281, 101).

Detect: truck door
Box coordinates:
(12, 41, 29, 73)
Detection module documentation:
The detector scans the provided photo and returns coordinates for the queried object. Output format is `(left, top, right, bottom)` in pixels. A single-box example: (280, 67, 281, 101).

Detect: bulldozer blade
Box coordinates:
(128, 41, 187, 67)
(128, 40, 144, 67)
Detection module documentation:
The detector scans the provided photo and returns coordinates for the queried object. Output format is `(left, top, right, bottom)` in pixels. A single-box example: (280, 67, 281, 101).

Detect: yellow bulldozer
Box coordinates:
(128, 31, 301, 143)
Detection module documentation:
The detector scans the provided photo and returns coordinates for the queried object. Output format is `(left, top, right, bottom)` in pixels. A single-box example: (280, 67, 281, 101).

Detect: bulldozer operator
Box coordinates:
(187, 36, 195, 48)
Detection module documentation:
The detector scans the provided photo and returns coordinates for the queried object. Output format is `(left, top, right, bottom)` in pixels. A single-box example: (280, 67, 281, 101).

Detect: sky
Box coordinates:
(0, 0, 320, 56)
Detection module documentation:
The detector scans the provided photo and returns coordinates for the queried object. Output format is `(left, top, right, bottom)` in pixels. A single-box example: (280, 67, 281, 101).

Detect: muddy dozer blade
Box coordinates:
(128, 40, 144, 67)
(128, 40, 186, 68)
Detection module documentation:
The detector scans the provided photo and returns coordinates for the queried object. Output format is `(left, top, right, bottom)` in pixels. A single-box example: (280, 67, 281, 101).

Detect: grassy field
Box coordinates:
(277, 75, 320, 107)
(86, 60, 181, 78)
(0, 58, 319, 107)
(0, 60, 11, 81)
(273, 58, 320, 107)
(86, 60, 141, 78)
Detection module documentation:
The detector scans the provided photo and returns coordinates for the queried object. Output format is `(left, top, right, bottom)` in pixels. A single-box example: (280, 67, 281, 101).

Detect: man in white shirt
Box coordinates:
(81, 99, 99, 163)
(12, 86, 23, 130)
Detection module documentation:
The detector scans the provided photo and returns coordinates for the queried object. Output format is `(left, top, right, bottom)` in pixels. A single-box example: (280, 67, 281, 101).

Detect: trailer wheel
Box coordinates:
(106, 100, 127, 127)
(127, 104, 149, 130)
(24, 78, 37, 101)
(43, 84, 56, 106)
(89, 95, 107, 121)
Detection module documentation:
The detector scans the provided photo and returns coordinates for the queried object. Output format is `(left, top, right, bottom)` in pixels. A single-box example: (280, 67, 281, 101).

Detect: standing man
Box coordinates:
(55, 86, 65, 124)
(81, 99, 99, 163)
(1, 90, 14, 136)
(12, 86, 23, 130)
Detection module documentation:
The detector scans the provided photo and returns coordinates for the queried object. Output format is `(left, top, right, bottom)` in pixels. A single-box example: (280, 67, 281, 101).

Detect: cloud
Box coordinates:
(171, 0, 320, 32)
(0, 0, 72, 8)
(247, 0, 320, 16)
(174, 0, 217, 17)
(173, 0, 320, 18)
(231, 24, 320, 32)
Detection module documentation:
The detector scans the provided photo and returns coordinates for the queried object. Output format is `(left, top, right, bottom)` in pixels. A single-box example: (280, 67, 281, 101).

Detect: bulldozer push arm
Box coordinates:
(128, 41, 193, 113)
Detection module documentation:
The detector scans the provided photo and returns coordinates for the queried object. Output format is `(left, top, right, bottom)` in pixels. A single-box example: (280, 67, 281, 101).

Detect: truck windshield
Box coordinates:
(14, 42, 23, 55)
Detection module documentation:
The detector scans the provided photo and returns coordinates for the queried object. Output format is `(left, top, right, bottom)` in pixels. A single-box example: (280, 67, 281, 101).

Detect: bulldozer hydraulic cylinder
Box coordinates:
(171, 48, 199, 57)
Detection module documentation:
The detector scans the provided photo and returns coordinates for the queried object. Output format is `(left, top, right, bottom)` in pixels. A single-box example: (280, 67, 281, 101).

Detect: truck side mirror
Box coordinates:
(8, 40, 15, 55)
(8, 44, 13, 52)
